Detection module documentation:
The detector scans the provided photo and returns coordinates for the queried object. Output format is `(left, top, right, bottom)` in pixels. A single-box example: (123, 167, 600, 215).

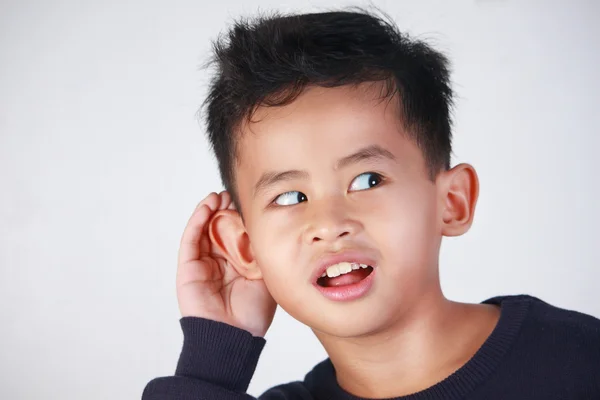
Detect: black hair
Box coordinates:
(203, 8, 454, 207)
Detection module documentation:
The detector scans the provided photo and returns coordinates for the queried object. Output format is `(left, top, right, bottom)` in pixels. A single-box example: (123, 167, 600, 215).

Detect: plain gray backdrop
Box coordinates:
(1, 0, 598, 399)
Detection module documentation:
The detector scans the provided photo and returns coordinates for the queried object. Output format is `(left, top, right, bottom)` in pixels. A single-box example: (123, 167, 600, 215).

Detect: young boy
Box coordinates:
(143, 9, 600, 400)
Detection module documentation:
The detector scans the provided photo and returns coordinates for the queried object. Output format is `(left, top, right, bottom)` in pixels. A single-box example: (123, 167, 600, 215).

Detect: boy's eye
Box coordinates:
(349, 172, 383, 191)
(274, 191, 307, 206)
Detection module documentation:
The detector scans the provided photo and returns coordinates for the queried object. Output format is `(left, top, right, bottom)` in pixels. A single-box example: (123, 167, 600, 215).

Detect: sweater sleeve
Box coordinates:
(142, 317, 266, 400)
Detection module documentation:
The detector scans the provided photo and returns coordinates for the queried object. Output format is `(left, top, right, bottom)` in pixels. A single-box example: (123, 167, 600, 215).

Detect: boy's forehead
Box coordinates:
(237, 83, 403, 156)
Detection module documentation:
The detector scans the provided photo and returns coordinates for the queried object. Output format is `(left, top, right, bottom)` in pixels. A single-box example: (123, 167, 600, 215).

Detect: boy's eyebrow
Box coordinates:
(253, 145, 396, 197)
(253, 170, 309, 197)
(336, 145, 396, 169)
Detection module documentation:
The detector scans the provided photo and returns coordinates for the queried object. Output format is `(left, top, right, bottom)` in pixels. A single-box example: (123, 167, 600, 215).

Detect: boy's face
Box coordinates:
(235, 84, 444, 338)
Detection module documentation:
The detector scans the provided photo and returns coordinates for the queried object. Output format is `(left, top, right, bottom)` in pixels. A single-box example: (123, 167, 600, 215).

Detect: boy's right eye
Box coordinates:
(274, 191, 307, 206)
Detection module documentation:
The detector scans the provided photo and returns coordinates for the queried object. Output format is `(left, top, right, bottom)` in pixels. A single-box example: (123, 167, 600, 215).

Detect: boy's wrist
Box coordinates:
(176, 316, 266, 392)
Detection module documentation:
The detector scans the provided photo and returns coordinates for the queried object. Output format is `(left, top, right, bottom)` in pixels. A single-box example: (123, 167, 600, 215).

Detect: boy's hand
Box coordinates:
(176, 192, 276, 337)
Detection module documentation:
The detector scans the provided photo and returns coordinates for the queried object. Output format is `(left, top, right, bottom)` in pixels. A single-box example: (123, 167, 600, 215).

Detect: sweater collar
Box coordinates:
(304, 295, 531, 400)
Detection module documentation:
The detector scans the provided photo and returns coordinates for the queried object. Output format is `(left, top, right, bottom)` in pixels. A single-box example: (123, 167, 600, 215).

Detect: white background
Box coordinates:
(1, 1, 599, 399)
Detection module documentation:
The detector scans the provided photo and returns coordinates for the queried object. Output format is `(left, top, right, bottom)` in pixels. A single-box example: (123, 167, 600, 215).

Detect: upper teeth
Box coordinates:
(321, 262, 369, 278)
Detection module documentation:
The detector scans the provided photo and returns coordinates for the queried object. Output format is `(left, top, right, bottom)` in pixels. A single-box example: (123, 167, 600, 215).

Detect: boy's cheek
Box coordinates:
(258, 268, 300, 309)
(252, 241, 296, 284)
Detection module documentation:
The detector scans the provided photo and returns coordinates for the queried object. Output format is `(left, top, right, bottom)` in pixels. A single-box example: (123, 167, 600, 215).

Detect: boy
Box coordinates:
(143, 9, 600, 399)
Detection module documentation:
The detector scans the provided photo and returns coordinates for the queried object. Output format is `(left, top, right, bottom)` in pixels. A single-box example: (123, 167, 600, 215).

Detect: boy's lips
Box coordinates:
(311, 250, 377, 284)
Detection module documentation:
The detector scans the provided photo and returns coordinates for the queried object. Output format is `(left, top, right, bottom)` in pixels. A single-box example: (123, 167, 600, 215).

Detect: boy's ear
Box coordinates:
(438, 163, 479, 237)
(208, 209, 262, 280)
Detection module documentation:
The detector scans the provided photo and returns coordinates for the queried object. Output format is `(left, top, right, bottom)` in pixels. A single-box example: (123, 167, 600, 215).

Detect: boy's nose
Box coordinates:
(303, 201, 361, 244)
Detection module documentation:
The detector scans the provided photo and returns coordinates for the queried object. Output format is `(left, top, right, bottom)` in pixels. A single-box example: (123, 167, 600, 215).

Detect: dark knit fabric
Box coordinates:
(143, 295, 600, 399)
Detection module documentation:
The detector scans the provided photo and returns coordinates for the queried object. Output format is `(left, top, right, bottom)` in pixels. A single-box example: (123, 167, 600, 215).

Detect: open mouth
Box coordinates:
(316, 262, 374, 287)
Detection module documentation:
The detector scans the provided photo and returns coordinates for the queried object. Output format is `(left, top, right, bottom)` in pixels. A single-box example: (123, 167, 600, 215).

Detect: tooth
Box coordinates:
(351, 263, 360, 270)
(326, 265, 341, 277)
(338, 262, 352, 274)
(360, 264, 368, 269)
(321, 272, 327, 278)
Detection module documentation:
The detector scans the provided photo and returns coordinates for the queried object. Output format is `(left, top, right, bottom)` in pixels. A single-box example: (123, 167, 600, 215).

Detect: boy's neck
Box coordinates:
(314, 288, 501, 398)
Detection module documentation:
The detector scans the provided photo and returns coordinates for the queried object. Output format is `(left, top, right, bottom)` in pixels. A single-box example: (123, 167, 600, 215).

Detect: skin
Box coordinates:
(177, 83, 500, 397)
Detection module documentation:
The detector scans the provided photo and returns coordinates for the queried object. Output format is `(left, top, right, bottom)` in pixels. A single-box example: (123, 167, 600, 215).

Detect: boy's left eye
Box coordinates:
(349, 172, 383, 191)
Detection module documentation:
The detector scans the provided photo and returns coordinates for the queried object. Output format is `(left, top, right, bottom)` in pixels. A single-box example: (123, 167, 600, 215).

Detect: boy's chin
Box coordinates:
(309, 315, 389, 339)
(297, 301, 394, 340)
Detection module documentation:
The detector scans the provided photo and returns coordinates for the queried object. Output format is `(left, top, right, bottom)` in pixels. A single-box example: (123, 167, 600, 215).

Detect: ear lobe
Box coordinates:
(208, 209, 262, 280)
(440, 163, 479, 237)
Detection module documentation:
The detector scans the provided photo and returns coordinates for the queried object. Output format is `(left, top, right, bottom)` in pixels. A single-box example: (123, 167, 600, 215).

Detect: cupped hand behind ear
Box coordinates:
(176, 191, 276, 337)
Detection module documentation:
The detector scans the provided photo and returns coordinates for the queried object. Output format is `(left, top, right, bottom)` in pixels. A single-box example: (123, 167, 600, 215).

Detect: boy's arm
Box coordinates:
(142, 317, 266, 400)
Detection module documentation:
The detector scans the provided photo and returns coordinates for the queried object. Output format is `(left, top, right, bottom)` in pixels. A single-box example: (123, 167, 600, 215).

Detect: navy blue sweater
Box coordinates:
(143, 295, 600, 399)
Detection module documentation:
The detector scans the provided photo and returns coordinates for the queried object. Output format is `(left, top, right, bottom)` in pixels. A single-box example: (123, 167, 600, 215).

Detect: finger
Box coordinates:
(218, 191, 237, 211)
(192, 192, 219, 241)
(199, 225, 210, 253)
(215, 191, 225, 210)
(191, 192, 217, 213)
(219, 191, 232, 210)
(202, 192, 220, 212)
(178, 204, 212, 265)
(227, 191, 237, 210)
